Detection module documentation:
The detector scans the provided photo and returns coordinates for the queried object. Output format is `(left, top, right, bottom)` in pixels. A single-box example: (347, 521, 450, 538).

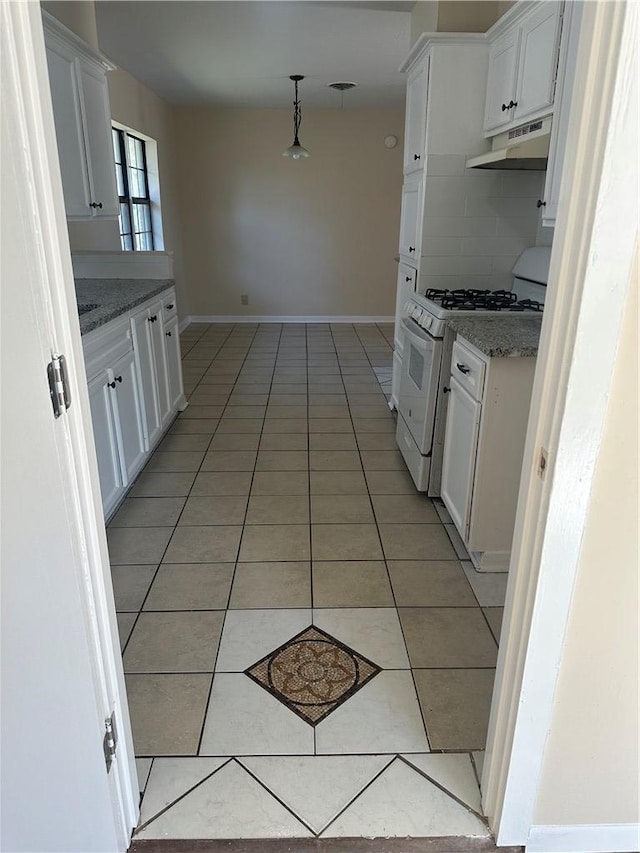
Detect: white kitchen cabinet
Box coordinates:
(483, 2, 564, 135)
(484, 30, 520, 133)
(398, 173, 423, 263)
(540, 1, 582, 226)
(440, 375, 481, 535)
(393, 263, 417, 348)
(43, 12, 118, 220)
(83, 287, 186, 518)
(441, 335, 536, 571)
(163, 315, 185, 413)
(403, 58, 429, 175)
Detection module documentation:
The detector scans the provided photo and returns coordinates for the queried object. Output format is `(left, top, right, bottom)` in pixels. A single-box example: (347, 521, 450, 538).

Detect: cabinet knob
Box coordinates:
(166, 303, 174, 309)
(148, 315, 158, 323)
(405, 276, 412, 283)
(537, 199, 547, 208)
(456, 363, 470, 375)
(89, 201, 103, 209)
(408, 246, 416, 253)
(501, 103, 509, 112)
(115, 375, 122, 383)
(508, 100, 518, 109)
(166, 331, 172, 337)
(413, 154, 421, 161)
(443, 386, 451, 394)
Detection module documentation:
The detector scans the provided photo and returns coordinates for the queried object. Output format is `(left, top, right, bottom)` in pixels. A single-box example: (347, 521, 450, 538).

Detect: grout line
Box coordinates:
(318, 753, 398, 836)
(396, 754, 488, 824)
(234, 758, 318, 837)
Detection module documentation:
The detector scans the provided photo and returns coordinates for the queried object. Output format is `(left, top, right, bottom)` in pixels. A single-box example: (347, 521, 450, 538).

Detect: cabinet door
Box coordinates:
(110, 350, 146, 485)
(148, 302, 171, 426)
(394, 263, 417, 348)
(403, 59, 429, 175)
(484, 30, 520, 133)
(514, 2, 563, 125)
(398, 174, 423, 261)
(541, 2, 580, 225)
(163, 316, 184, 414)
(77, 60, 119, 218)
(131, 308, 162, 449)
(44, 44, 91, 218)
(440, 375, 481, 539)
(87, 369, 122, 515)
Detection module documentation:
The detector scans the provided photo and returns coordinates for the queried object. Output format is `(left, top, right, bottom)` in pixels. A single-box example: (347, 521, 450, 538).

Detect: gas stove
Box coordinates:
(405, 287, 545, 338)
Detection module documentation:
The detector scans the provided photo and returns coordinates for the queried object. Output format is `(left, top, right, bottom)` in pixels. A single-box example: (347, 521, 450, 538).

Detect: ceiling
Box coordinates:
(94, 1, 413, 108)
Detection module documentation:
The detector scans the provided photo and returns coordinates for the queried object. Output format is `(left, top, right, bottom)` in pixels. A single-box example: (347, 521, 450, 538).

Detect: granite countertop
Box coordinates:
(445, 315, 543, 358)
(75, 278, 174, 335)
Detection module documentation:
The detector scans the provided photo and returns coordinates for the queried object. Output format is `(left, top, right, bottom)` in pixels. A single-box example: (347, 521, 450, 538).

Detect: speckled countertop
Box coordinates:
(446, 315, 543, 358)
(75, 278, 174, 335)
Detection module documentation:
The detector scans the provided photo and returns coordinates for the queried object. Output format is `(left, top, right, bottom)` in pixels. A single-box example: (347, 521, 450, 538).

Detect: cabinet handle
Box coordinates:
(408, 246, 416, 253)
(166, 331, 172, 337)
(166, 303, 174, 309)
(456, 363, 470, 375)
(413, 154, 421, 161)
(89, 201, 103, 209)
(443, 386, 451, 394)
(537, 199, 547, 208)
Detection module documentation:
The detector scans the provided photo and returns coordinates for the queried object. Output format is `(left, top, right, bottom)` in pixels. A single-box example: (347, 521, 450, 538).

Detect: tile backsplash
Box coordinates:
(418, 154, 546, 292)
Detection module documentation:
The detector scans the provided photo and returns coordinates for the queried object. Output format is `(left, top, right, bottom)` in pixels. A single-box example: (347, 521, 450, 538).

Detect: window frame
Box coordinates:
(112, 127, 155, 252)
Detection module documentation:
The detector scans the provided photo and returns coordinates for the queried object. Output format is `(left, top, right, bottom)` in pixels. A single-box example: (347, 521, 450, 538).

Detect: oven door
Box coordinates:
(398, 317, 443, 453)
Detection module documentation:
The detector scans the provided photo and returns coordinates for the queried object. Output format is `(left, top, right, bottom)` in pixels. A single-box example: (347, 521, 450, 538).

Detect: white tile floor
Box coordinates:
(109, 322, 506, 840)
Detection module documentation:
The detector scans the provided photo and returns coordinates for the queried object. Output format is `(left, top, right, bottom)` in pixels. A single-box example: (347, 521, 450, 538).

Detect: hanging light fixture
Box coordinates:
(328, 81, 358, 110)
(282, 75, 310, 159)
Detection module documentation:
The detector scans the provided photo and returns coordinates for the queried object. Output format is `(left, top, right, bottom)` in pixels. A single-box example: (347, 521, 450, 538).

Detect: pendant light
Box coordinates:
(282, 75, 310, 159)
(328, 81, 358, 110)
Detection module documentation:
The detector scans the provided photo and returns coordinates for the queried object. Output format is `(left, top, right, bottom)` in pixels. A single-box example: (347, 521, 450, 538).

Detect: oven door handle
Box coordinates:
(401, 316, 434, 350)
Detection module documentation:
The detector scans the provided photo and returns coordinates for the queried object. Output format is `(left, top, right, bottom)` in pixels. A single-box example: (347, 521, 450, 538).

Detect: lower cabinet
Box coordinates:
(441, 336, 536, 571)
(84, 287, 185, 519)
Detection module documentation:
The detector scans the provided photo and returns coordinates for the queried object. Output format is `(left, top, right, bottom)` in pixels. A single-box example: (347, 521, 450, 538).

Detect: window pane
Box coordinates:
(122, 233, 133, 251)
(115, 162, 125, 197)
(129, 166, 147, 198)
(112, 129, 122, 165)
(126, 134, 144, 169)
(135, 230, 153, 251)
(132, 202, 152, 234)
(119, 202, 131, 237)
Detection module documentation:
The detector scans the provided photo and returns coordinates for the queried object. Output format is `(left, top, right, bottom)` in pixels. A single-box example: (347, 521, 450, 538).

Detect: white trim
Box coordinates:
(72, 250, 174, 279)
(526, 823, 640, 853)
(178, 316, 192, 334)
(185, 314, 395, 325)
(41, 9, 115, 73)
(484, 1, 638, 844)
(400, 31, 486, 72)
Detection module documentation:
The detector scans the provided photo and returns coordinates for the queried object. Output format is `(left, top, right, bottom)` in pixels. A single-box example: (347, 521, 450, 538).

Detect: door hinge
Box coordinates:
(103, 712, 118, 773)
(47, 354, 71, 418)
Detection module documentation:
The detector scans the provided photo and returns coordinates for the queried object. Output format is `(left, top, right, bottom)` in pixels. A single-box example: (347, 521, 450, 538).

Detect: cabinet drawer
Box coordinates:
(162, 291, 177, 324)
(451, 338, 486, 400)
(83, 316, 133, 381)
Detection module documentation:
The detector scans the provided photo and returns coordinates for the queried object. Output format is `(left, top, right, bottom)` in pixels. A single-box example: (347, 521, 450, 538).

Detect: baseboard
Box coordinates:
(185, 314, 395, 324)
(526, 822, 640, 852)
(72, 250, 174, 279)
(178, 316, 192, 334)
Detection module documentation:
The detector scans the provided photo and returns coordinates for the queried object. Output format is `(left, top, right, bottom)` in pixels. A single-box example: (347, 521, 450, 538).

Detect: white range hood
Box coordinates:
(466, 117, 551, 170)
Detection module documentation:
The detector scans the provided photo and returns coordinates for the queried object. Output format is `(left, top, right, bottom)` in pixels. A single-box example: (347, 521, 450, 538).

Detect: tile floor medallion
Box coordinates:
(245, 625, 381, 725)
(107, 322, 504, 841)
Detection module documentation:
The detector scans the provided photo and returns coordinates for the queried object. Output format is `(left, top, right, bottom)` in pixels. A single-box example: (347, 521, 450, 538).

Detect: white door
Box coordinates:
(88, 368, 123, 514)
(484, 30, 520, 132)
(148, 302, 171, 426)
(44, 42, 91, 217)
(111, 349, 147, 485)
(514, 1, 563, 125)
(403, 58, 429, 175)
(1, 4, 136, 850)
(440, 375, 481, 538)
(77, 58, 119, 217)
(163, 315, 184, 413)
(131, 308, 161, 448)
(398, 173, 423, 261)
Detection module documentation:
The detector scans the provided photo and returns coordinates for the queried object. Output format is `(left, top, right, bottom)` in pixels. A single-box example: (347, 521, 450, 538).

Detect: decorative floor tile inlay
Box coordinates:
(245, 625, 381, 725)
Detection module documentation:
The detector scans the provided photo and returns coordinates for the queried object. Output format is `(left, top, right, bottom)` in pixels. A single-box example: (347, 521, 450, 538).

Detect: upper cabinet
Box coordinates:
(484, 2, 564, 135)
(42, 12, 119, 220)
(403, 59, 429, 175)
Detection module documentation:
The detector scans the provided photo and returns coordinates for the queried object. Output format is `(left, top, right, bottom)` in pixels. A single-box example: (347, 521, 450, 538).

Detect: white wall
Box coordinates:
(174, 107, 404, 318)
(532, 259, 639, 827)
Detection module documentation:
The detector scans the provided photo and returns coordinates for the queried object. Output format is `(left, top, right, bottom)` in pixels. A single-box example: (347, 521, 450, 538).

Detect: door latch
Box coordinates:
(47, 355, 71, 418)
(103, 712, 118, 773)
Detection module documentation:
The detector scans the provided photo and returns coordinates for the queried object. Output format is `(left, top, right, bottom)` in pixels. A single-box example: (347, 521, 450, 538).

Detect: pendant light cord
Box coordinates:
(292, 77, 302, 144)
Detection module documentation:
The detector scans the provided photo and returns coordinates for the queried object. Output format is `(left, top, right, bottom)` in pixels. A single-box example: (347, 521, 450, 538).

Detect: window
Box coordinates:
(112, 128, 154, 251)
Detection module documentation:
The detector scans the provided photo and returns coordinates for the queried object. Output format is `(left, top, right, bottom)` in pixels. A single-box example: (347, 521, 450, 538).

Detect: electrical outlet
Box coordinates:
(241, 294, 249, 306)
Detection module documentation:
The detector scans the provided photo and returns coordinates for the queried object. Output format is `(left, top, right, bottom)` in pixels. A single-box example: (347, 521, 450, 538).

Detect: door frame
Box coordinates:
(3, 2, 138, 846)
(483, 0, 638, 846)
